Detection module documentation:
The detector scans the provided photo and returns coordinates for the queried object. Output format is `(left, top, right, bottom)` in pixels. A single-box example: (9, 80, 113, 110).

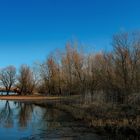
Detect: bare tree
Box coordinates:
(111, 32, 140, 102)
(17, 65, 35, 95)
(0, 66, 16, 95)
(40, 54, 61, 95)
(61, 44, 74, 95)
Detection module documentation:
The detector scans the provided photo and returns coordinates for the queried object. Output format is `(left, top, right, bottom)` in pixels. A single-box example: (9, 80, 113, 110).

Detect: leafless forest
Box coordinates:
(0, 32, 140, 104)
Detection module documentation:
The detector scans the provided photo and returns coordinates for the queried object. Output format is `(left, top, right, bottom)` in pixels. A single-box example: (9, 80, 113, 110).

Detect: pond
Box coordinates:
(0, 100, 138, 140)
(0, 100, 105, 140)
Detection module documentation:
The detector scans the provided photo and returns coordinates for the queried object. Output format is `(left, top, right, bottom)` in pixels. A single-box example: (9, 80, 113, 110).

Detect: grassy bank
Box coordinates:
(46, 101, 140, 136)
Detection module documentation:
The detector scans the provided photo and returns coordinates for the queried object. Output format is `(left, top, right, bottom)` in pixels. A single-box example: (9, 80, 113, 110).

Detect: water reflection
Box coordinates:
(0, 100, 137, 140)
(17, 102, 33, 129)
(0, 100, 104, 140)
(0, 101, 13, 128)
(0, 101, 47, 139)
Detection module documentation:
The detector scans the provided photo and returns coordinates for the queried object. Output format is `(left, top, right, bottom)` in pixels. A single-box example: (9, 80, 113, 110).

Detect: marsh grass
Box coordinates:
(50, 101, 140, 136)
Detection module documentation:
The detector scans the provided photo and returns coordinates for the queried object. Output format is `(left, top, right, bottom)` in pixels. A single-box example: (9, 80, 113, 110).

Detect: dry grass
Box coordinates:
(52, 102, 140, 135)
(0, 95, 80, 101)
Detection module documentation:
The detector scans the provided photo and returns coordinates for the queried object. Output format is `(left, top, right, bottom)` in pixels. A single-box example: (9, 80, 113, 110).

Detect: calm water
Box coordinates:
(0, 100, 105, 140)
(0, 100, 138, 140)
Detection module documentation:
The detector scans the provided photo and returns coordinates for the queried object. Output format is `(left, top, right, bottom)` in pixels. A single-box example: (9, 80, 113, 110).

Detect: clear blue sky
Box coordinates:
(0, 0, 140, 68)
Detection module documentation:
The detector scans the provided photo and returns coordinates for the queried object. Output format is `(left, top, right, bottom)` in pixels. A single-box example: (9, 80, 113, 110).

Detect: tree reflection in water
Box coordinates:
(0, 101, 116, 140)
(0, 101, 44, 130)
(17, 102, 34, 129)
(0, 101, 67, 138)
(0, 101, 13, 128)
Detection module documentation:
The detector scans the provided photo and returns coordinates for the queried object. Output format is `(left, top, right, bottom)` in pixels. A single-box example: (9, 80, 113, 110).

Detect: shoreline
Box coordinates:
(0, 95, 80, 101)
(1, 95, 140, 136)
(0, 95, 64, 101)
(40, 102, 140, 136)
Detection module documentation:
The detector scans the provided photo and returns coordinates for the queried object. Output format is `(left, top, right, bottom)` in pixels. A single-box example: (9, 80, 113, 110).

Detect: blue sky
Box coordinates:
(0, 0, 140, 68)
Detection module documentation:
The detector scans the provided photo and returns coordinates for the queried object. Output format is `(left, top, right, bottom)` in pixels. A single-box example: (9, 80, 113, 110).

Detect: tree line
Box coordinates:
(0, 32, 140, 103)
